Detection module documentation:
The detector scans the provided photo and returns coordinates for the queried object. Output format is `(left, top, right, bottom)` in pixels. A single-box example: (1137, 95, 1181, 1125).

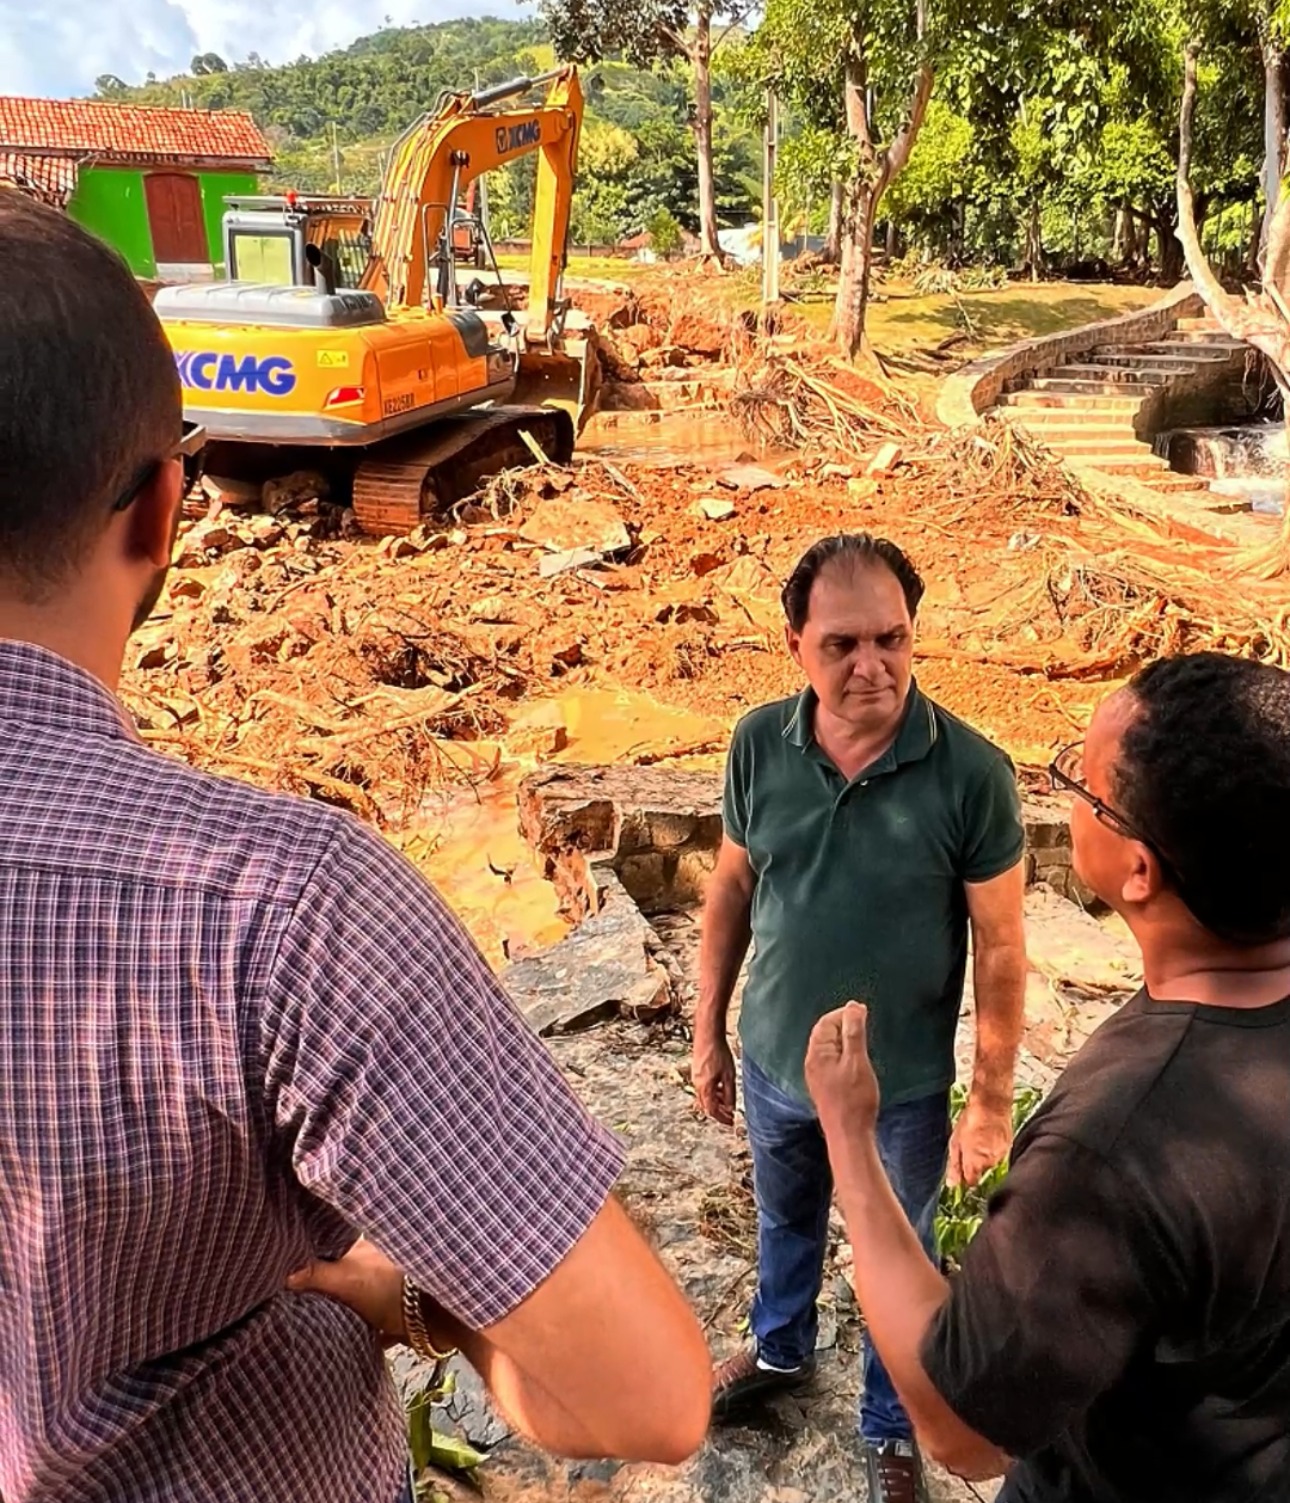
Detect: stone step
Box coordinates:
(1036, 435, 1150, 457)
(1067, 450, 1172, 474)
(1086, 352, 1204, 373)
(1092, 341, 1234, 362)
(1139, 472, 1215, 493)
(1000, 391, 1145, 412)
(1026, 376, 1164, 396)
(1045, 364, 1176, 386)
(1010, 418, 1139, 441)
(1163, 329, 1246, 349)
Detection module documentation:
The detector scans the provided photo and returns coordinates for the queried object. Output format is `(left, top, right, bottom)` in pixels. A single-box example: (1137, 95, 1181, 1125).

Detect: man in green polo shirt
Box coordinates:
(694, 533, 1027, 1503)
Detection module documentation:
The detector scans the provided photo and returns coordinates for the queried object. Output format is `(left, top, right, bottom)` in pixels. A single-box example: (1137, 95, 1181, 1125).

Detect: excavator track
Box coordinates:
(351, 405, 576, 536)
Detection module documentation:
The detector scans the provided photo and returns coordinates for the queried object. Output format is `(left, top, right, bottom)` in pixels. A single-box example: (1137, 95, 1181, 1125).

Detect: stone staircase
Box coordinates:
(993, 315, 1248, 494)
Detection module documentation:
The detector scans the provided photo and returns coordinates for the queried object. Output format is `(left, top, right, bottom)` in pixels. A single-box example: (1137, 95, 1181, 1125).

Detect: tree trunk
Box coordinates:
(1024, 201, 1044, 282)
(829, 30, 933, 359)
(824, 179, 843, 264)
(691, 8, 722, 262)
(1112, 203, 1131, 264)
(1262, 37, 1287, 251)
(831, 177, 881, 359)
(1158, 225, 1185, 283)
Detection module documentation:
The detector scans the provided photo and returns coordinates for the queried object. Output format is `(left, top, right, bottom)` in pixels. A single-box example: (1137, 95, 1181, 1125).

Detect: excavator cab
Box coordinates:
(222, 195, 373, 292)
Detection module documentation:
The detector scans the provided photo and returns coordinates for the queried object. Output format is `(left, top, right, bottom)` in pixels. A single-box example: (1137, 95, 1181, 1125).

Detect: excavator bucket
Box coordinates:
(512, 323, 602, 435)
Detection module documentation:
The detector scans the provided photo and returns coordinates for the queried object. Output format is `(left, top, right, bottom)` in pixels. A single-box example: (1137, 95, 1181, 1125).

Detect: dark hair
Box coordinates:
(781, 533, 925, 631)
(0, 193, 180, 598)
(1116, 652, 1290, 946)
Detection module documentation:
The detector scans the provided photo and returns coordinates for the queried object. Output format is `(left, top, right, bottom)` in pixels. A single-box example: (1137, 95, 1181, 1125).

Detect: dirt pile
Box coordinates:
(122, 365, 1290, 839)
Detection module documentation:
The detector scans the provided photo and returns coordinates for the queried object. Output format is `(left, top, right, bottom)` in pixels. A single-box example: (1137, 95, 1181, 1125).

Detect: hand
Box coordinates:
(805, 1002, 880, 1137)
(946, 1094, 1014, 1189)
(287, 1238, 406, 1342)
(691, 1031, 737, 1125)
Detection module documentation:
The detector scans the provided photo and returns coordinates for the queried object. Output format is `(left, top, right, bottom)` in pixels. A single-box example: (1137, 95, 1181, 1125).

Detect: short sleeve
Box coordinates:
(261, 820, 626, 1330)
(722, 718, 753, 847)
(921, 1134, 1171, 1456)
(960, 752, 1024, 883)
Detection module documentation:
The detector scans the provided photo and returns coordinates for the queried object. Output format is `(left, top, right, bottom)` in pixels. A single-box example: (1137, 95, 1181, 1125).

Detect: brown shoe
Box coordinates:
(861, 1439, 929, 1503)
(711, 1346, 816, 1423)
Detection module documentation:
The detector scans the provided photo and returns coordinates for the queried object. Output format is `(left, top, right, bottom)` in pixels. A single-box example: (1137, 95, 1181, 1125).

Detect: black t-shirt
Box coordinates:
(922, 989, 1290, 1502)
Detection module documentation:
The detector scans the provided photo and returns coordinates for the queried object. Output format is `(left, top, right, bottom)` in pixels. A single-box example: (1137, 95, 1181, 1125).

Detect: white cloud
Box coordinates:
(0, 0, 519, 99)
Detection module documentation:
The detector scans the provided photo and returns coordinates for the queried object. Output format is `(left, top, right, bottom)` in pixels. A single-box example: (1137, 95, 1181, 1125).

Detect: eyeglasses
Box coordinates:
(1049, 741, 1183, 889)
(111, 421, 208, 513)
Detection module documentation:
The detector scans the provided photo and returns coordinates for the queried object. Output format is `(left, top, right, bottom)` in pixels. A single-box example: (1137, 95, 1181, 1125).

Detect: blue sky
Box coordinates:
(0, 0, 518, 98)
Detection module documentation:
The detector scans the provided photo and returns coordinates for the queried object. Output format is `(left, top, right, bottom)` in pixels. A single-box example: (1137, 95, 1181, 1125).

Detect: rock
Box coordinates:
(1022, 796, 1098, 907)
(168, 576, 205, 602)
(200, 474, 262, 508)
(846, 476, 878, 501)
(134, 642, 171, 671)
(538, 546, 603, 578)
(518, 764, 723, 918)
(717, 463, 786, 492)
(865, 441, 903, 478)
(247, 517, 286, 548)
(699, 496, 737, 521)
(520, 495, 632, 559)
(262, 470, 329, 514)
(501, 877, 674, 1035)
(174, 520, 247, 567)
(820, 463, 855, 480)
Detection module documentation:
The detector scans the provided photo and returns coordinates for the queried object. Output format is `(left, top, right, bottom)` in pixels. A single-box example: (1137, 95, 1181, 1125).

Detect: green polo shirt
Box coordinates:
(724, 682, 1024, 1107)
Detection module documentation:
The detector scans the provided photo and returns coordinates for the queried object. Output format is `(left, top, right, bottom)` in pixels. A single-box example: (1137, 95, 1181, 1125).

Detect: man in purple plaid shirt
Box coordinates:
(0, 196, 710, 1503)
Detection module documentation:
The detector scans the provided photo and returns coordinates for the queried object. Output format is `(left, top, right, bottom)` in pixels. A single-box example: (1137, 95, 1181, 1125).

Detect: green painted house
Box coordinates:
(0, 95, 272, 279)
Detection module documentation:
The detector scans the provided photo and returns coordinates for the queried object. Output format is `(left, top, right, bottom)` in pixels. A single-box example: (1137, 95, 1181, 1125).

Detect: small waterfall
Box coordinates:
(1155, 423, 1286, 515)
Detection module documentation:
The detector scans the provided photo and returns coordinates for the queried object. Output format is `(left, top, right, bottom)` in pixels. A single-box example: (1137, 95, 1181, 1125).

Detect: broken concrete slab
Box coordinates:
(1022, 795, 1097, 907)
(519, 495, 631, 558)
(537, 545, 604, 578)
(501, 874, 674, 1034)
(717, 462, 787, 492)
(517, 764, 723, 918)
(699, 496, 738, 521)
(865, 441, 903, 477)
(520, 765, 1088, 918)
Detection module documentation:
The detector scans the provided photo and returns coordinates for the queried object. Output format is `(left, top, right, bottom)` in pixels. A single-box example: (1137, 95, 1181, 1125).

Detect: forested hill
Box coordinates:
(91, 17, 760, 243)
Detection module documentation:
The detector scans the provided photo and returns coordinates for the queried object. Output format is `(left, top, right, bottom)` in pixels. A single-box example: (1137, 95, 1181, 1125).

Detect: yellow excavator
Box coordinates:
(155, 67, 597, 534)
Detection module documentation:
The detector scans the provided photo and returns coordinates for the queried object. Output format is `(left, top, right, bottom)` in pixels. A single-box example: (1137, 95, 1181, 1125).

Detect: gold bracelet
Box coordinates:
(401, 1276, 458, 1363)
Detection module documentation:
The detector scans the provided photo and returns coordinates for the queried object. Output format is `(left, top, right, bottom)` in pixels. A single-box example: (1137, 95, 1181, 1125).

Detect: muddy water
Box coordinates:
(398, 688, 727, 968)
(398, 412, 770, 962)
(579, 410, 777, 468)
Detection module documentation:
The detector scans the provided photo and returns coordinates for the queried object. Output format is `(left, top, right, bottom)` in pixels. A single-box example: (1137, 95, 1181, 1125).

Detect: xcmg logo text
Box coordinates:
(495, 120, 541, 154)
(175, 352, 297, 396)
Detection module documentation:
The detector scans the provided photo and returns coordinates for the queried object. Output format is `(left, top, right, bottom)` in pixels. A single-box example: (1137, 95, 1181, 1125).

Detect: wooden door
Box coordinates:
(145, 172, 208, 265)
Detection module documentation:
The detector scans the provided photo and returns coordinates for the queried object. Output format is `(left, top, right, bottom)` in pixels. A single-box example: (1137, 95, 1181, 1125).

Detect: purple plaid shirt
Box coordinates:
(0, 641, 625, 1503)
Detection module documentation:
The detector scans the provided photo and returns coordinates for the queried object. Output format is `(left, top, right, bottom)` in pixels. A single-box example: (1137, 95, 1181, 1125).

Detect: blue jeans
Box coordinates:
(395, 1468, 415, 1503)
(743, 1054, 950, 1444)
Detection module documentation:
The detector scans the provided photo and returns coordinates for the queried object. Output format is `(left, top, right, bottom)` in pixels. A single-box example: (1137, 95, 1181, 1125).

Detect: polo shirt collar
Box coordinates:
(0, 639, 136, 742)
(783, 679, 938, 773)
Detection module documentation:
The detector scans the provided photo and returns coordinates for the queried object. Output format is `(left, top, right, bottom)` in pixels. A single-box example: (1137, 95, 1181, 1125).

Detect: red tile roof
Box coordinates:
(0, 153, 79, 206)
(0, 97, 272, 167)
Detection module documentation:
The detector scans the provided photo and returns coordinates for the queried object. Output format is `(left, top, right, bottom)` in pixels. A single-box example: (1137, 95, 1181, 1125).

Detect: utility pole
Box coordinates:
(474, 72, 491, 234)
(762, 89, 780, 306)
(331, 122, 343, 194)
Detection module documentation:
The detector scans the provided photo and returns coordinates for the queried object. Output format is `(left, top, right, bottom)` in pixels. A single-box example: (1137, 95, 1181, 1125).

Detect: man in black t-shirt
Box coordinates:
(803, 652, 1290, 1502)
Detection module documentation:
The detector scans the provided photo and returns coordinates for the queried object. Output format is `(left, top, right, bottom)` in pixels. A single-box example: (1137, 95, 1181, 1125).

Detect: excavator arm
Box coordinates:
(362, 67, 583, 340)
